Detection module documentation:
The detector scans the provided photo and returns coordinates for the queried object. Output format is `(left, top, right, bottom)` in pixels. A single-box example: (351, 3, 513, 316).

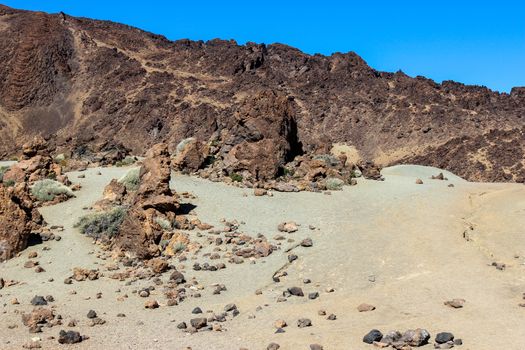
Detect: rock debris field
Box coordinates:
(1, 163, 524, 349)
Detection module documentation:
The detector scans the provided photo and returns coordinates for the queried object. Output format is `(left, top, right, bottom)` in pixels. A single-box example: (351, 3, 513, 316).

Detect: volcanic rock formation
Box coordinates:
(0, 5, 524, 182)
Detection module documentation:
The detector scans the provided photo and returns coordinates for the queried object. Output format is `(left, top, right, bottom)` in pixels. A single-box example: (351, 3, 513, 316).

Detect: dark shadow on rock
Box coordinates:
(177, 203, 197, 215)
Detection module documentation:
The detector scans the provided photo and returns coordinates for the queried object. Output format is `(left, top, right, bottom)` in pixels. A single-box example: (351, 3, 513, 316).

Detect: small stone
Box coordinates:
(357, 303, 376, 312)
(401, 328, 431, 347)
(415, 178, 423, 184)
(327, 313, 336, 320)
(310, 345, 323, 350)
(144, 300, 159, 309)
(139, 290, 150, 298)
(267, 343, 280, 350)
(308, 292, 319, 300)
(177, 322, 187, 329)
(297, 318, 312, 328)
(363, 329, 383, 344)
(274, 320, 287, 328)
(224, 303, 237, 312)
(300, 238, 313, 247)
(287, 287, 304, 297)
(192, 307, 203, 314)
(435, 332, 454, 344)
(86, 310, 97, 319)
(444, 299, 465, 309)
(190, 317, 207, 329)
(58, 330, 82, 344)
(31, 296, 47, 306)
(288, 254, 298, 263)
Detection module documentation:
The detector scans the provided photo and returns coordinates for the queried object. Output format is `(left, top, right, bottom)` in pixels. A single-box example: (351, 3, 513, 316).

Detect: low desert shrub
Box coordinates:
(118, 167, 140, 191)
(155, 217, 172, 230)
(172, 242, 186, 253)
(325, 177, 344, 191)
(0, 166, 8, 182)
(115, 156, 136, 167)
(3, 179, 15, 187)
(30, 179, 74, 201)
(229, 172, 243, 182)
(176, 137, 195, 154)
(75, 207, 127, 239)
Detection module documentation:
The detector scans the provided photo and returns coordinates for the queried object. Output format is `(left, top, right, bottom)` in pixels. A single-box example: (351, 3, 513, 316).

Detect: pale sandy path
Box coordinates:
(1, 165, 524, 349)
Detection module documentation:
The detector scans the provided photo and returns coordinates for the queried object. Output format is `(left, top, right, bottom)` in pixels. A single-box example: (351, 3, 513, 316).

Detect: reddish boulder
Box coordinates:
(0, 183, 43, 261)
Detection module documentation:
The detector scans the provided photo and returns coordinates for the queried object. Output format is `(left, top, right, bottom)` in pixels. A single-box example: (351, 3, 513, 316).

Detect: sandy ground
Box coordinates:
(1, 164, 524, 349)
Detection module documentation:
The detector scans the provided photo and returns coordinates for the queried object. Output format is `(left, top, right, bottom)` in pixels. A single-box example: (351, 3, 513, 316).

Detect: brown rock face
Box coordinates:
(113, 143, 180, 259)
(0, 183, 43, 261)
(0, 6, 523, 182)
(219, 90, 302, 180)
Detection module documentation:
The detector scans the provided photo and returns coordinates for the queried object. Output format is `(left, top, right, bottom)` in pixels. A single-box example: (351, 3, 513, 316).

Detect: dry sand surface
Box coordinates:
(1, 165, 524, 349)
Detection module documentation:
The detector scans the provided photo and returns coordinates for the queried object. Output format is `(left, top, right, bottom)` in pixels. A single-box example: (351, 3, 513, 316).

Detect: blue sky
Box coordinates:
(3, 1, 524, 92)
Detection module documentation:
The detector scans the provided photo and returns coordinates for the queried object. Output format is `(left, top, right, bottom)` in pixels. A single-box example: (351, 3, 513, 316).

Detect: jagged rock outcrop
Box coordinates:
(0, 5, 524, 182)
(113, 143, 180, 259)
(2, 137, 70, 186)
(0, 183, 43, 261)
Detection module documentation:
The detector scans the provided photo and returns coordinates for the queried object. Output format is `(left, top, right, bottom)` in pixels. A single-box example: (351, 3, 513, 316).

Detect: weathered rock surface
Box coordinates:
(0, 5, 523, 182)
(0, 183, 43, 261)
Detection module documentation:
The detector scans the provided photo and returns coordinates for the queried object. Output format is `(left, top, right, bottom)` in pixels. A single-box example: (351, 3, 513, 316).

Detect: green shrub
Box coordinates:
(118, 167, 140, 191)
(173, 242, 186, 253)
(30, 179, 74, 201)
(176, 137, 195, 154)
(0, 166, 9, 182)
(53, 153, 66, 163)
(75, 207, 127, 239)
(325, 177, 344, 191)
(155, 217, 172, 230)
(230, 172, 243, 182)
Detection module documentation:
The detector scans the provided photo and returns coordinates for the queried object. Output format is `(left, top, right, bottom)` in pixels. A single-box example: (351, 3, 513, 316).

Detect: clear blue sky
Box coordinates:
(3, 1, 524, 92)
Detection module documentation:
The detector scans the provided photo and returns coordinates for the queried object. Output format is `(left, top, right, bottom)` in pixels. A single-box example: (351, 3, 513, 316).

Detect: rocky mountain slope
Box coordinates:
(0, 5, 523, 182)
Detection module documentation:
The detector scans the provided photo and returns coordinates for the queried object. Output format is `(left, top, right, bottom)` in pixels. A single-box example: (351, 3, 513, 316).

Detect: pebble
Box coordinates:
(267, 343, 280, 350)
(287, 287, 304, 297)
(30, 296, 47, 306)
(357, 303, 376, 312)
(58, 330, 82, 344)
(363, 329, 383, 344)
(86, 310, 97, 319)
(435, 332, 454, 344)
(297, 318, 312, 328)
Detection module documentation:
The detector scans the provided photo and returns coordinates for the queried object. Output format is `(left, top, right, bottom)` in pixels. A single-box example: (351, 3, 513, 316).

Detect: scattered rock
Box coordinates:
(297, 318, 312, 328)
(444, 299, 465, 309)
(357, 303, 376, 312)
(58, 330, 83, 344)
(435, 332, 454, 344)
(363, 329, 383, 344)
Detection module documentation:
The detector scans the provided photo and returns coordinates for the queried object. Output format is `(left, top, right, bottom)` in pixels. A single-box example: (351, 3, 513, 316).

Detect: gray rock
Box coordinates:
(86, 310, 97, 319)
(435, 332, 454, 344)
(297, 318, 312, 328)
(190, 317, 207, 329)
(58, 330, 82, 344)
(30, 296, 47, 306)
(363, 329, 383, 344)
(287, 287, 304, 297)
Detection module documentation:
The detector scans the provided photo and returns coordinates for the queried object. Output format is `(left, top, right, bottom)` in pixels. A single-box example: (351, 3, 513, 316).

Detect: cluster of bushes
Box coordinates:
(30, 179, 74, 201)
(118, 167, 140, 191)
(75, 207, 127, 239)
(115, 156, 137, 167)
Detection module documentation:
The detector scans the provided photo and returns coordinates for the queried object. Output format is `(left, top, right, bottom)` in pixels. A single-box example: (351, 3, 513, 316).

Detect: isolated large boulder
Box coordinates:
(0, 183, 43, 261)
